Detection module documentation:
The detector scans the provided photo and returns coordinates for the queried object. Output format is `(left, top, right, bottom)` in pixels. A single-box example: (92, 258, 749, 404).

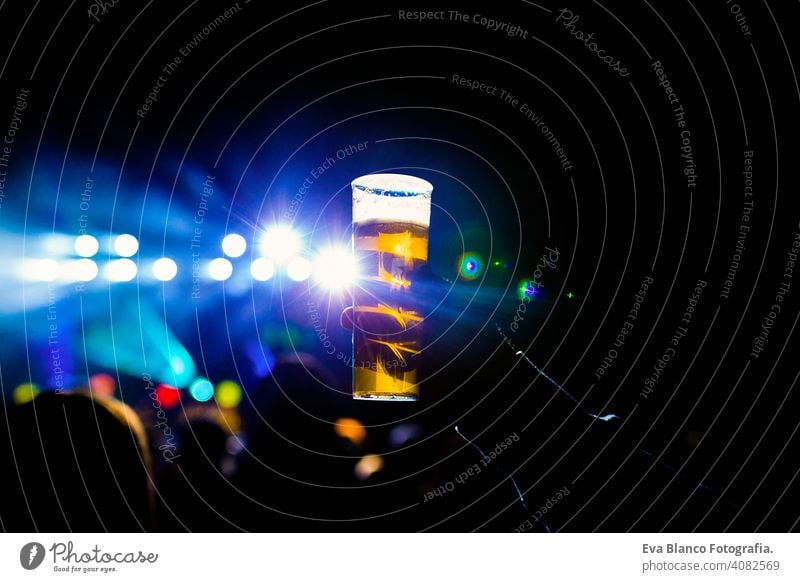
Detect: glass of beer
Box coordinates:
(350, 173, 433, 400)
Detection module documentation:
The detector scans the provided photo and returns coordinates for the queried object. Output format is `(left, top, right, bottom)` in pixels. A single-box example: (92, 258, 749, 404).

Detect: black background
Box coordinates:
(1, 0, 799, 532)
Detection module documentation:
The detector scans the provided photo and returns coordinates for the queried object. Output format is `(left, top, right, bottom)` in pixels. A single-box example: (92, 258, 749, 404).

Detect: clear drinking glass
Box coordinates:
(351, 173, 433, 401)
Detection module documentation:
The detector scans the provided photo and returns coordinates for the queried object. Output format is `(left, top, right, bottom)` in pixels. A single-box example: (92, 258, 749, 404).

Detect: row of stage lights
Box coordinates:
(22, 227, 357, 290)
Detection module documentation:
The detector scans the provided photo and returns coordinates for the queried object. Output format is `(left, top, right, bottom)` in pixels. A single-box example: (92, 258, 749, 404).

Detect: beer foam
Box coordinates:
(352, 174, 433, 226)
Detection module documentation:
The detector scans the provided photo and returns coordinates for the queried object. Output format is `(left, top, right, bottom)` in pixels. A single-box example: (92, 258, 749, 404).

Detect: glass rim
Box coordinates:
(351, 173, 433, 197)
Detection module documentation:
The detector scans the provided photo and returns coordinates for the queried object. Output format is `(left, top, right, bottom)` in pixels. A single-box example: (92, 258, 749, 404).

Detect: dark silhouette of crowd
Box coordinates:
(0, 353, 457, 532)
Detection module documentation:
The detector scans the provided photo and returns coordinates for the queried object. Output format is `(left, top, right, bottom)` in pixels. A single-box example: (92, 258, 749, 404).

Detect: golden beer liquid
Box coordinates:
(352, 220, 428, 400)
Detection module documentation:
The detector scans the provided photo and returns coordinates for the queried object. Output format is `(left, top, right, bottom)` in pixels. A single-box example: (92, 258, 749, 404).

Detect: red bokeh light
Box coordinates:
(89, 373, 116, 397)
(155, 384, 181, 409)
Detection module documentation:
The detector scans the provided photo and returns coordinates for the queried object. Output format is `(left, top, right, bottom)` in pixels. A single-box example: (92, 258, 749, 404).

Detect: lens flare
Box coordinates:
(259, 226, 300, 264)
(313, 247, 356, 289)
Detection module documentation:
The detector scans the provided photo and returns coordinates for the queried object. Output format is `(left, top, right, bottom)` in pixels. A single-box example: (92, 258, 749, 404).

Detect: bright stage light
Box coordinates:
(25, 258, 61, 281)
(259, 226, 300, 264)
(113, 234, 139, 257)
(152, 257, 178, 281)
(250, 257, 275, 281)
(70, 258, 99, 282)
(189, 377, 214, 402)
(222, 233, 246, 258)
(74, 234, 99, 257)
(313, 247, 356, 289)
(105, 258, 137, 282)
(42, 234, 75, 255)
(286, 256, 312, 281)
(208, 258, 233, 281)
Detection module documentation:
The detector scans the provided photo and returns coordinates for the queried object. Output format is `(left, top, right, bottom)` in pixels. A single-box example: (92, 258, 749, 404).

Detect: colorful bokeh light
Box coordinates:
(458, 252, 484, 280)
(189, 377, 214, 402)
(518, 279, 538, 302)
(89, 373, 116, 397)
(388, 423, 423, 447)
(215, 380, 243, 409)
(354, 454, 384, 480)
(155, 384, 181, 409)
(334, 417, 367, 445)
(13, 383, 40, 405)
